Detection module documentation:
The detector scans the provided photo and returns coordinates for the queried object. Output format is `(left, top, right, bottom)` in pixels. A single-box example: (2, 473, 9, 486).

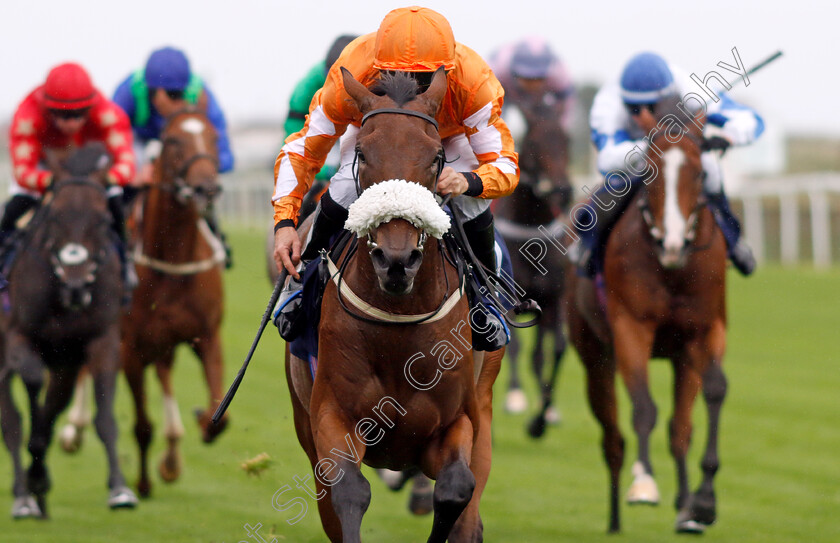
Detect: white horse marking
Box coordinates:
(162, 394, 185, 440)
(662, 148, 687, 258)
(180, 118, 207, 154)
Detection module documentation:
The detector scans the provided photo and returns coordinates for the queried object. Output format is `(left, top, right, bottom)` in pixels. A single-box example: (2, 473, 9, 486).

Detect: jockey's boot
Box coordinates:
(570, 179, 641, 275)
(273, 192, 348, 341)
(107, 192, 137, 305)
(204, 212, 233, 269)
(0, 194, 38, 276)
(463, 209, 510, 352)
(705, 191, 756, 276)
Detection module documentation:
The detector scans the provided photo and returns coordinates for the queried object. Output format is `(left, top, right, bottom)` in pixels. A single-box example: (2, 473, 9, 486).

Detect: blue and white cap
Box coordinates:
(511, 38, 556, 79)
(620, 52, 675, 104)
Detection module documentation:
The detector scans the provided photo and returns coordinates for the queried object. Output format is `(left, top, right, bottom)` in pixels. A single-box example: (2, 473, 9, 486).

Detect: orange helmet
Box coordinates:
(373, 6, 456, 72)
(42, 62, 98, 110)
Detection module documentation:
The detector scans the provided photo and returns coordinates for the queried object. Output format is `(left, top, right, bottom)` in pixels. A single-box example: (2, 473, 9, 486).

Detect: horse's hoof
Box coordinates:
(377, 469, 409, 492)
(58, 424, 84, 454)
(526, 415, 547, 438)
(108, 486, 139, 509)
(675, 510, 707, 534)
(11, 496, 42, 519)
(408, 485, 433, 516)
(158, 449, 181, 483)
(137, 481, 152, 498)
(195, 408, 228, 443)
(544, 406, 562, 425)
(626, 462, 660, 505)
(505, 389, 528, 413)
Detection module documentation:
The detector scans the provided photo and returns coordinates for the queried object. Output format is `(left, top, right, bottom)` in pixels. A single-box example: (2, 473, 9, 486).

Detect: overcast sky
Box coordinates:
(2, 0, 836, 136)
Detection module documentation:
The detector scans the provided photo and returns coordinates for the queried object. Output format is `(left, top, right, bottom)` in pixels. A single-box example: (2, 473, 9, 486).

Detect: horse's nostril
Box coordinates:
(371, 248, 388, 269)
(407, 249, 423, 270)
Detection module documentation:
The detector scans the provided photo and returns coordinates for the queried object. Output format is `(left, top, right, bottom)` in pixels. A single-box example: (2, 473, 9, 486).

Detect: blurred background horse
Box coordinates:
(566, 109, 730, 534)
(0, 143, 137, 518)
(493, 93, 572, 437)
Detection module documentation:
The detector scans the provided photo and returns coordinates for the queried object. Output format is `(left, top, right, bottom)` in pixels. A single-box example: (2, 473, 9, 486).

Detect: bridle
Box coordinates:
(352, 107, 446, 198)
(157, 109, 221, 205)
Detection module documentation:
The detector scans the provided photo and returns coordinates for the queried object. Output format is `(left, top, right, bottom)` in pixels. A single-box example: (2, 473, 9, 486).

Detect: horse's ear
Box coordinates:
(419, 66, 447, 112)
(341, 66, 375, 112)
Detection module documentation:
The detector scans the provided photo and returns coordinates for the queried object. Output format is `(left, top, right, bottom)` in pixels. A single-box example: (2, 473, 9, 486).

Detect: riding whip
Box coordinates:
(212, 268, 288, 423)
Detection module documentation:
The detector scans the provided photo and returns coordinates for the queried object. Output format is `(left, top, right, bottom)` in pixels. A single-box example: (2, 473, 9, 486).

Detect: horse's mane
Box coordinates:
(371, 72, 419, 106)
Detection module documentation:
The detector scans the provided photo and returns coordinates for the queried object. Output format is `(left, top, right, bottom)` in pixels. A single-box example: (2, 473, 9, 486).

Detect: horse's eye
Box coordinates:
(356, 147, 365, 164)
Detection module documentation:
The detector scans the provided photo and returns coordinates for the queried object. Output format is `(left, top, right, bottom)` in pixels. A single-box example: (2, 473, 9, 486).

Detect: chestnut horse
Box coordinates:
(493, 93, 572, 437)
(285, 68, 502, 542)
(566, 111, 728, 533)
(0, 143, 137, 517)
(122, 108, 227, 497)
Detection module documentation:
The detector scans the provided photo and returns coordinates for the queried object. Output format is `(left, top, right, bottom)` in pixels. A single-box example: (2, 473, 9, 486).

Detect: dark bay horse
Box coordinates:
(285, 68, 503, 542)
(121, 108, 227, 497)
(566, 112, 729, 533)
(0, 143, 137, 517)
(493, 94, 572, 437)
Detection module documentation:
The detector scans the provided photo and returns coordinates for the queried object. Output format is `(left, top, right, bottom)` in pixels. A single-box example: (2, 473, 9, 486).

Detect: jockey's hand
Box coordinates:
(702, 135, 732, 155)
(274, 226, 301, 280)
(437, 167, 469, 197)
(134, 163, 154, 186)
(631, 107, 658, 135)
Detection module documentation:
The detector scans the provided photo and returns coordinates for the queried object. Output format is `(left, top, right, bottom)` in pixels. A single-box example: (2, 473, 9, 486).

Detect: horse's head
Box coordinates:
(157, 108, 220, 214)
(517, 97, 571, 210)
(642, 102, 706, 269)
(39, 155, 115, 311)
(341, 67, 449, 295)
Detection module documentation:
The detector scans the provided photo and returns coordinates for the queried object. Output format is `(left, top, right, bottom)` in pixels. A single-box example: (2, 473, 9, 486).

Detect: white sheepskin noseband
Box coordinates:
(345, 179, 451, 239)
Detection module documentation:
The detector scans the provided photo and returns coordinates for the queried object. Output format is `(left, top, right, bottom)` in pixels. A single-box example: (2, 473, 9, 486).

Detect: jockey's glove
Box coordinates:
(701, 136, 731, 155)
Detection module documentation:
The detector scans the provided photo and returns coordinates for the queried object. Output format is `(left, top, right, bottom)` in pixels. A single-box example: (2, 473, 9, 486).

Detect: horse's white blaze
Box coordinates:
(180, 118, 207, 154)
(162, 394, 185, 440)
(58, 243, 89, 266)
(662, 148, 687, 256)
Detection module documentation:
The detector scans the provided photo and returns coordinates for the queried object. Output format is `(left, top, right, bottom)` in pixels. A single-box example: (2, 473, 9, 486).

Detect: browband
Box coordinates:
(361, 108, 439, 131)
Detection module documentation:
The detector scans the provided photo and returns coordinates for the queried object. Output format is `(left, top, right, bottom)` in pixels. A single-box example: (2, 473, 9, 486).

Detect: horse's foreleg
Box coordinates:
(155, 356, 183, 483)
(313, 412, 370, 543)
(123, 343, 155, 497)
(191, 333, 227, 442)
(26, 362, 79, 517)
(668, 352, 702, 513)
(89, 328, 137, 509)
(449, 347, 503, 542)
(504, 330, 526, 413)
(425, 414, 476, 543)
(0, 365, 34, 517)
(613, 316, 659, 506)
(58, 369, 92, 453)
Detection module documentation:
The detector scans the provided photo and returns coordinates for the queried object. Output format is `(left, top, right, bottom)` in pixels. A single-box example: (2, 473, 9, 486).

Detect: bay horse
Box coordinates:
(284, 67, 503, 542)
(566, 109, 728, 533)
(0, 143, 138, 517)
(493, 93, 572, 437)
(122, 108, 227, 497)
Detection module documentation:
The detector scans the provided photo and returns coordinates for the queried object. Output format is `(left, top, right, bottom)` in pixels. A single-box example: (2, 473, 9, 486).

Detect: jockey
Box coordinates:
(112, 46, 235, 267)
(284, 34, 359, 218)
(489, 36, 574, 130)
(272, 6, 520, 351)
(1, 62, 136, 290)
(579, 51, 763, 276)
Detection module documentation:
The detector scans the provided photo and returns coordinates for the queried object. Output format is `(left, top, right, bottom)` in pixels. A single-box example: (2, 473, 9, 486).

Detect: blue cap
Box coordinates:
(144, 47, 191, 90)
(511, 38, 555, 79)
(620, 52, 674, 104)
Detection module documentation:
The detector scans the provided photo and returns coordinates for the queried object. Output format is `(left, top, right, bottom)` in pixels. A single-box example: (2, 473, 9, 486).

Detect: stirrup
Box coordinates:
(470, 303, 510, 352)
(273, 274, 304, 341)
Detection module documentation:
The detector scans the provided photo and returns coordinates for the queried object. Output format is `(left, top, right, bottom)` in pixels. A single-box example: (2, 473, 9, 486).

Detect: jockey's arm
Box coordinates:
(202, 86, 235, 173)
(590, 83, 650, 176)
(459, 81, 519, 200)
(705, 94, 765, 146)
(10, 103, 52, 192)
